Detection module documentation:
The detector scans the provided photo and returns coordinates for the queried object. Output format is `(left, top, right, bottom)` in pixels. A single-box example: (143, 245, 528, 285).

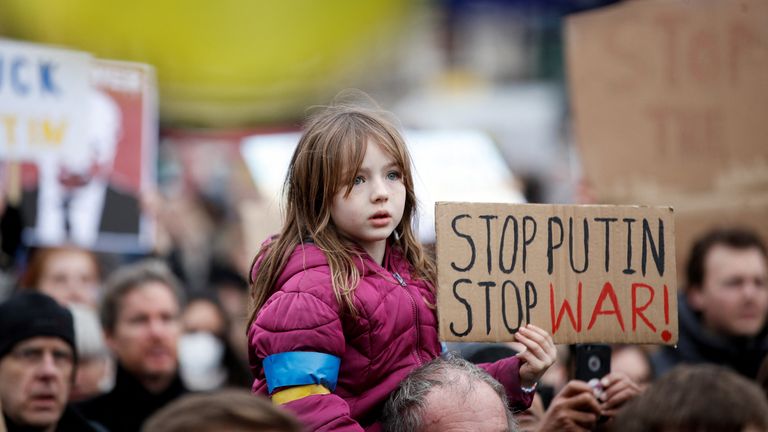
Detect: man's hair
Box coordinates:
(686, 227, 767, 290)
(142, 389, 302, 432)
(381, 353, 516, 432)
(613, 364, 768, 432)
(100, 259, 185, 332)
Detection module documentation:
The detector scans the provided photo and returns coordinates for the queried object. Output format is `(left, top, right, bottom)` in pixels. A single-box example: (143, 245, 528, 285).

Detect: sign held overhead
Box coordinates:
(436, 202, 677, 345)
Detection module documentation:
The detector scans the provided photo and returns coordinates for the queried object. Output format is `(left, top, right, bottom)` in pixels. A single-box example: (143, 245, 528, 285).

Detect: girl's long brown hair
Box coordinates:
(247, 102, 436, 328)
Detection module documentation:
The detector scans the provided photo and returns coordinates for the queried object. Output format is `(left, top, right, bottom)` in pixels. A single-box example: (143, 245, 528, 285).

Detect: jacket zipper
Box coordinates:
(394, 271, 424, 366)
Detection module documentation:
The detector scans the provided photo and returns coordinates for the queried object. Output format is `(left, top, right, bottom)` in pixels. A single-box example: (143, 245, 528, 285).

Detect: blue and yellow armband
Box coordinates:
(264, 351, 341, 405)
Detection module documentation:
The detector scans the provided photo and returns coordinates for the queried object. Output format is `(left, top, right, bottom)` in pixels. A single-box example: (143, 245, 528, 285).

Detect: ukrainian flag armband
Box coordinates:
(264, 351, 341, 404)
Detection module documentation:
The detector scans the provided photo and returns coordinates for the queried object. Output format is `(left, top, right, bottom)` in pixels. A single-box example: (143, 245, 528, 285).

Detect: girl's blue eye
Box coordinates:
(386, 171, 401, 181)
(353, 176, 365, 185)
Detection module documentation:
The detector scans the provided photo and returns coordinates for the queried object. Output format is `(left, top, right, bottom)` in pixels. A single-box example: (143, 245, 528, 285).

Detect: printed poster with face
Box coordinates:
(14, 57, 157, 253)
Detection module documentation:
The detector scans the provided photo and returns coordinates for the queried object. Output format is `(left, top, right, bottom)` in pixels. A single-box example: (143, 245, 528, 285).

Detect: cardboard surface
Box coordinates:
(436, 202, 677, 344)
(672, 192, 768, 288)
(567, 0, 768, 199)
(566, 0, 768, 281)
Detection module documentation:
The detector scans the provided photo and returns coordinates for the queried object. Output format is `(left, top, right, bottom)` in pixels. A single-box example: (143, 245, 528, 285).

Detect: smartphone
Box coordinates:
(573, 344, 611, 382)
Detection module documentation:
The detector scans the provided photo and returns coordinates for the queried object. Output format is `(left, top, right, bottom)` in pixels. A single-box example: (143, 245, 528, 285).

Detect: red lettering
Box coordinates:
(664, 284, 670, 325)
(631, 283, 657, 332)
(549, 282, 582, 334)
(729, 21, 761, 86)
(688, 29, 720, 84)
(588, 282, 625, 331)
(655, 12, 687, 88)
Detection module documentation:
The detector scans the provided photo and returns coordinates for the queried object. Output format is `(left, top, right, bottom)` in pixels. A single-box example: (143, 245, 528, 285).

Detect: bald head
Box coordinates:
(382, 355, 516, 432)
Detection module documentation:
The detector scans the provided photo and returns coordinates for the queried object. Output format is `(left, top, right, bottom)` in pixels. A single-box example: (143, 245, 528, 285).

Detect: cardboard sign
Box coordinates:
(436, 202, 677, 344)
(566, 0, 768, 199)
(0, 39, 91, 160)
(566, 0, 768, 282)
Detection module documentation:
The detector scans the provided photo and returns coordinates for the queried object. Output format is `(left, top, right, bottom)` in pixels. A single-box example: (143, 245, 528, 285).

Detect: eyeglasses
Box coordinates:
(9, 346, 74, 368)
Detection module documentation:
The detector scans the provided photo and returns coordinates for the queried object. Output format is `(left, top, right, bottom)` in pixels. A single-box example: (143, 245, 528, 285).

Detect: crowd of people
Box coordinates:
(0, 101, 767, 432)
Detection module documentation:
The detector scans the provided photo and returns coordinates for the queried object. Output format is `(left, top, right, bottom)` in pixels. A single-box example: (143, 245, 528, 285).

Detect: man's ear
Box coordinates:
(687, 286, 705, 312)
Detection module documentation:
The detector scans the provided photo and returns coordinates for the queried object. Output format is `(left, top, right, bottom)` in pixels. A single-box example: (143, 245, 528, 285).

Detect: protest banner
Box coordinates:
(436, 202, 677, 345)
(0, 39, 91, 160)
(566, 0, 768, 277)
(18, 58, 157, 253)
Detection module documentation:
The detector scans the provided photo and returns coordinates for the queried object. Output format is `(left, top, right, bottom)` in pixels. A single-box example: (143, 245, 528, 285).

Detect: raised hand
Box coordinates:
(597, 372, 642, 418)
(514, 324, 557, 388)
(538, 380, 601, 432)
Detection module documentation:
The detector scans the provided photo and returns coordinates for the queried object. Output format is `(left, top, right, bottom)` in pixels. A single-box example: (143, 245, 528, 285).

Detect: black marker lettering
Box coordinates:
(499, 215, 519, 274)
(450, 214, 475, 272)
(547, 217, 564, 275)
(450, 279, 473, 337)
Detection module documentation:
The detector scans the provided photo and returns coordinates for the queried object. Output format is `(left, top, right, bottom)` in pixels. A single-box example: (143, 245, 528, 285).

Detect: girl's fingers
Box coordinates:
(517, 325, 556, 364)
(521, 324, 556, 356)
(524, 323, 551, 340)
(515, 329, 547, 359)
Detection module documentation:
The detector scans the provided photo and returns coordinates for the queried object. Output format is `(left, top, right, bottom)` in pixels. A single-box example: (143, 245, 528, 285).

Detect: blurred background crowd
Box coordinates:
(0, 0, 767, 431)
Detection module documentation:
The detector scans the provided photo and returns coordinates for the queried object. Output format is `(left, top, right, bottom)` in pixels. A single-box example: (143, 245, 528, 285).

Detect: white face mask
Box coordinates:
(178, 332, 226, 391)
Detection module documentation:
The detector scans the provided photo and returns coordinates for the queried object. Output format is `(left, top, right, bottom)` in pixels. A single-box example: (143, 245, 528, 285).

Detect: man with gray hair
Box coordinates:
(381, 354, 517, 432)
(77, 259, 187, 432)
(0, 292, 102, 431)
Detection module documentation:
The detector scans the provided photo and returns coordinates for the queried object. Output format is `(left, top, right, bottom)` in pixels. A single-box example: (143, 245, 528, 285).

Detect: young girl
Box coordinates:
(247, 102, 556, 431)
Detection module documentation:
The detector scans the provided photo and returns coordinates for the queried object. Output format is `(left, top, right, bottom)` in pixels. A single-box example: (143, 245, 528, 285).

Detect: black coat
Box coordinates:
(3, 405, 105, 432)
(75, 364, 188, 432)
(651, 293, 768, 379)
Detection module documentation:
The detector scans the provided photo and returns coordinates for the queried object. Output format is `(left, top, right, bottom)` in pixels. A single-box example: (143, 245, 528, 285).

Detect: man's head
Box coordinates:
(381, 354, 516, 432)
(613, 364, 768, 432)
(143, 389, 302, 432)
(0, 293, 76, 428)
(58, 89, 122, 182)
(686, 228, 768, 337)
(100, 260, 184, 393)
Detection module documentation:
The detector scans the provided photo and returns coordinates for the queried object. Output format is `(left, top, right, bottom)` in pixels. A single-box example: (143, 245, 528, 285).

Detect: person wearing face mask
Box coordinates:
(68, 304, 114, 402)
(179, 294, 252, 391)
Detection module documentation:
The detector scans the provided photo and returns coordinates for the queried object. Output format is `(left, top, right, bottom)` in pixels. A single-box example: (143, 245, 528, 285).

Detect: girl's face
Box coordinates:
(38, 250, 100, 307)
(330, 139, 405, 264)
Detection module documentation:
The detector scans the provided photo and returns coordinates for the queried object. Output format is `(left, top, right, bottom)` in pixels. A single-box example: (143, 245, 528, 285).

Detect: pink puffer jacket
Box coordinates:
(248, 242, 532, 431)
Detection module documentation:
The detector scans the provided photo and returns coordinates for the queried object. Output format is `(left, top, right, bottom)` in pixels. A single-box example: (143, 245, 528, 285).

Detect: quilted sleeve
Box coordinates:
(478, 356, 534, 412)
(249, 284, 364, 431)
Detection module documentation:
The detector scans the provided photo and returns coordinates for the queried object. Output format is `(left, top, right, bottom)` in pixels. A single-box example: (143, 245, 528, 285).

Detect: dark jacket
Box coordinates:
(76, 363, 187, 432)
(652, 294, 768, 379)
(4, 405, 104, 432)
(248, 242, 532, 431)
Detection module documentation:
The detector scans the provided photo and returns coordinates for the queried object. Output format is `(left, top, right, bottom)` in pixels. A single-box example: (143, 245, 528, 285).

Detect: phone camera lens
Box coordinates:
(588, 355, 601, 372)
